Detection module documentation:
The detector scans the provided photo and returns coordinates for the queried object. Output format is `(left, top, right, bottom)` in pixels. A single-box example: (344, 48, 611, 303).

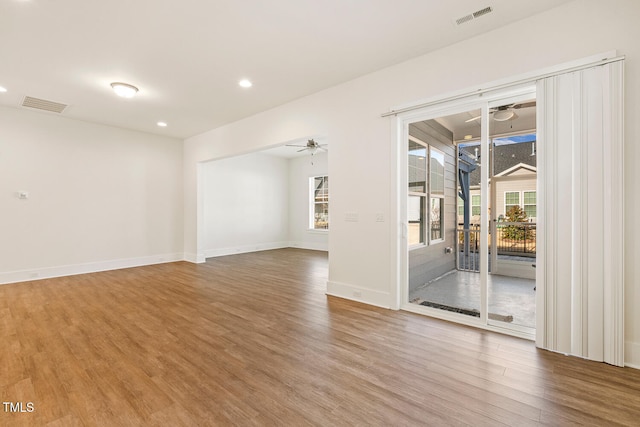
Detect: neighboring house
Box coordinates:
(458, 139, 537, 224)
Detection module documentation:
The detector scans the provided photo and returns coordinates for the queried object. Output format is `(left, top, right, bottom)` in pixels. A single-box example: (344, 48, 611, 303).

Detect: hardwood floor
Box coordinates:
(1, 248, 640, 426)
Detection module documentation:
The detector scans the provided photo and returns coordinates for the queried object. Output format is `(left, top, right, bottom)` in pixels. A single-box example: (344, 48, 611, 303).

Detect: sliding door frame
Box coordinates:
(390, 51, 624, 353)
(398, 85, 537, 340)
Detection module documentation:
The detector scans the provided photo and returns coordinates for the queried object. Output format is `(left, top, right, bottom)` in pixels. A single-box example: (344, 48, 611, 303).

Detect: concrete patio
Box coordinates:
(409, 270, 536, 329)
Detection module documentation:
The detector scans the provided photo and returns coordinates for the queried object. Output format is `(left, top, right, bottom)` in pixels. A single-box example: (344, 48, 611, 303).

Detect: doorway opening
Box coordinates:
(404, 90, 537, 337)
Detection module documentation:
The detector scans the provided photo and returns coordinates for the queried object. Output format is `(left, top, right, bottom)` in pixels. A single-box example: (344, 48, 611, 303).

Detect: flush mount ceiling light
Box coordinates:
(0, 86, 7, 93)
(238, 79, 252, 88)
(110, 82, 139, 98)
(157, 121, 167, 127)
(493, 109, 516, 121)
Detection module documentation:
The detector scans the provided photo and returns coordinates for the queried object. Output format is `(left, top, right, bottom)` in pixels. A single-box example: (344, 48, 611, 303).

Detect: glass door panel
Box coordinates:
(487, 97, 537, 330)
(407, 110, 482, 319)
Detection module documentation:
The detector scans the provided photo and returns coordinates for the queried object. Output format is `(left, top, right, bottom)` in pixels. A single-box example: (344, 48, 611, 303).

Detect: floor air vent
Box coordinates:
(455, 6, 493, 26)
(22, 96, 67, 113)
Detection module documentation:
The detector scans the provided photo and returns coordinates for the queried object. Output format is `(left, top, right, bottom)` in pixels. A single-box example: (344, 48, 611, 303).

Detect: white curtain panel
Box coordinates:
(536, 60, 624, 366)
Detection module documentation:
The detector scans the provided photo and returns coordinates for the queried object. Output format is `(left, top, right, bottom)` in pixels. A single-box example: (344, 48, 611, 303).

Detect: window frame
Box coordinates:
(471, 194, 481, 216)
(523, 190, 537, 220)
(504, 191, 521, 215)
(429, 146, 445, 243)
(408, 135, 446, 248)
(503, 190, 537, 221)
(309, 175, 329, 231)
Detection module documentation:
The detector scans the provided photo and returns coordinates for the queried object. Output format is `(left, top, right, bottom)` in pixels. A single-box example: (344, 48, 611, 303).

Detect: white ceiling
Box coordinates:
(0, 0, 571, 140)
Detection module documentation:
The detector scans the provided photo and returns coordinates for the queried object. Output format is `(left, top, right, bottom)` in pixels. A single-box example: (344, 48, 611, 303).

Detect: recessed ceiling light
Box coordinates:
(157, 121, 167, 127)
(238, 79, 252, 88)
(110, 82, 139, 98)
(0, 86, 7, 93)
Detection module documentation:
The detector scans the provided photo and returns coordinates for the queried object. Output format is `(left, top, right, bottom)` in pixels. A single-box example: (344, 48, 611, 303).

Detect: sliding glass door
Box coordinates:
(403, 88, 537, 338)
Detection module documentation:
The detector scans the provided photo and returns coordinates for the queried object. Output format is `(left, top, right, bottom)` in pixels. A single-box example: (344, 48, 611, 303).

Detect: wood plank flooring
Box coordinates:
(1, 248, 640, 426)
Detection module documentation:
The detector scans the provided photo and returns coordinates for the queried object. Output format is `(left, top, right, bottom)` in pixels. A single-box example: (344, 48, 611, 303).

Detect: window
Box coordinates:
(408, 139, 427, 245)
(310, 176, 329, 230)
(471, 195, 481, 216)
(430, 197, 444, 241)
(408, 136, 445, 246)
(503, 191, 536, 220)
(458, 196, 464, 216)
(505, 192, 520, 214)
(429, 148, 445, 241)
(524, 191, 537, 219)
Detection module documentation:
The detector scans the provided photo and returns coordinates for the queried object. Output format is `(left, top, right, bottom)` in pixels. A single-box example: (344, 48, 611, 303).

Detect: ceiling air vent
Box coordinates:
(473, 6, 493, 18)
(455, 6, 493, 26)
(22, 96, 67, 113)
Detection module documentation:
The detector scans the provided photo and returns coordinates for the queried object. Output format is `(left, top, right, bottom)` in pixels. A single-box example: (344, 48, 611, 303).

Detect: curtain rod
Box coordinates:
(381, 55, 625, 118)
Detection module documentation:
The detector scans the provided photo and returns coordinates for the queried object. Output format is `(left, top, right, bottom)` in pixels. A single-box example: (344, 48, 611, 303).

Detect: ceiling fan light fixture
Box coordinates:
(493, 109, 515, 121)
(111, 82, 139, 98)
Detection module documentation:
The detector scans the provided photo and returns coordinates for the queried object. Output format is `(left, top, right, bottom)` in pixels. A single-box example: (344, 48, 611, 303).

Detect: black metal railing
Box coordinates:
(495, 222, 536, 256)
(456, 222, 536, 272)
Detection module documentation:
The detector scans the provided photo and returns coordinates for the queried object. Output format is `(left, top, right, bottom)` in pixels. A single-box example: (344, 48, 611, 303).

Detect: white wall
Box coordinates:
(202, 152, 289, 256)
(0, 106, 183, 283)
(288, 152, 329, 251)
(184, 0, 640, 366)
(201, 150, 328, 256)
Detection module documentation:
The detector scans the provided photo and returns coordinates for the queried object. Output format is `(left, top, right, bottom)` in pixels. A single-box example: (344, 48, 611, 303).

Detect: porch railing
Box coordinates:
(494, 222, 536, 257)
(456, 222, 536, 272)
(456, 225, 480, 272)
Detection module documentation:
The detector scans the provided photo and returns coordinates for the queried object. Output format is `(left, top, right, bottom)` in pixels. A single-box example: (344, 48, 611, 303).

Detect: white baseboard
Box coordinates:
(326, 280, 392, 309)
(183, 252, 206, 263)
(0, 253, 184, 285)
(287, 241, 329, 251)
(203, 241, 290, 259)
(625, 341, 640, 369)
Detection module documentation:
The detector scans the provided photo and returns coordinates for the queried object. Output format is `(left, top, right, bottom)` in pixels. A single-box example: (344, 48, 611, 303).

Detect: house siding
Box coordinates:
(495, 177, 537, 219)
(408, 120, 456, 292)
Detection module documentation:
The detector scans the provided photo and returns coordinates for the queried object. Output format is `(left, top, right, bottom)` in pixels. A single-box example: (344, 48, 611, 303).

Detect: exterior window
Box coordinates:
(524, 191, 537, 219)
(408, 136, 446, 246)
(471, 195, 481, 216)
(310, 176, 329, 229)
(458, 196, 464, 216)
(429, 148, 445, 241)
(430, 149, 445, 196)
(505, 191, 520, 214)
(408, 139, 427, 245)
(430, 197, 444, 241)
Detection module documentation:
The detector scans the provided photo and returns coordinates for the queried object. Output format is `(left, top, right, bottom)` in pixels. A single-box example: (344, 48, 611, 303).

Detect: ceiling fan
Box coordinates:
(286, 139, 328, 154)
(464, 101, 536, 123)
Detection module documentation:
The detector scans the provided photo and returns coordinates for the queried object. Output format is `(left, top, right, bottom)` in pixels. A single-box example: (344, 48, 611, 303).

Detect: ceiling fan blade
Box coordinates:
(286, 144, 306, 148)
(297, 148, 308, 152)
(318, 146, 328, 151)
(513, 101, 536, 109)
